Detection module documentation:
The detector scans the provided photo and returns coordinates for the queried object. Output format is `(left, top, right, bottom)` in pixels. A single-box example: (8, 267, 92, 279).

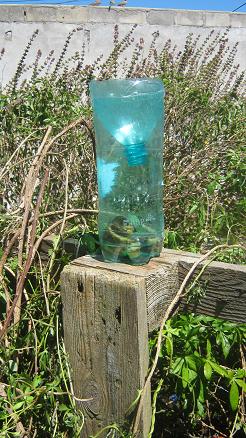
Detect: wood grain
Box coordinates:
(62, 249, 246, 331)
(61, 264, 151, 437)
(179, 260, 246, 323)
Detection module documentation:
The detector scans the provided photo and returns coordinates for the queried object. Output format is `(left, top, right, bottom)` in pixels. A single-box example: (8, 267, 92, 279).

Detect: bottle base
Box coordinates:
(101, 243, 162, 266)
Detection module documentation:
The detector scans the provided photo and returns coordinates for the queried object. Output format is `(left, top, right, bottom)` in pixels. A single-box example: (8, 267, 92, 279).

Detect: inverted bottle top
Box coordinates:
(89, 78, 164, 164)
(89, 78, 164, 99)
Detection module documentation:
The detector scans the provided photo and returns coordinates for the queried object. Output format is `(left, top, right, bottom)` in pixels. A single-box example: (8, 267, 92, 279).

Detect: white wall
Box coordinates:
(0, 5, 246, 87)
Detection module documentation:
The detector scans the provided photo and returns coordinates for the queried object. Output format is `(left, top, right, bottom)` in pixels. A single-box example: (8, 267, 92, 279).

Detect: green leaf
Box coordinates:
(197, 399, 205, 417)
(0, 412, 8, 420)
(220, 333, 231, 358)
(206, 339, 211, 358)
(169, 328, 180, 336)
(188, 368, 198, 384)
(198, 380, 205, 403)
(166, 334, 173, 358)
(234, 369, 246, 379)
(208, 361, 228, 377)
(59, 403, 70, 412)
(227, 370, 235, 380)
(204, 362, 212, 380)
(172, 357, 184, 375)
(32, 375, 43, 388)
(207, 181, 217, 195)
(13, 401, 25, 411)
(235, 379, 246, 392)
(189, 204, 198, 214)
(182, 366, 189, 388)
(230, 381, 239, 411)
(185, 355, 197, 371)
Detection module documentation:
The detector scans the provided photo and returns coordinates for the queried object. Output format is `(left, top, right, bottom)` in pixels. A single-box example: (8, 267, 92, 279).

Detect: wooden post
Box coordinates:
(60, 249, 246, 437)
(60, 257, 156, 437)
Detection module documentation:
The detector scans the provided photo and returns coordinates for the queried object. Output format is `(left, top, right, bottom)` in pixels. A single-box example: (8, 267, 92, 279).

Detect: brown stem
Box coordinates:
(0, 229, 21, 278)
(18, 126, 52, 272)
(1, 171, 49, 338)
(39, 208, 98, 218)
(14, 170, 50, 326)
(46, 161, 69, 295)
(0, 229, 21, 330)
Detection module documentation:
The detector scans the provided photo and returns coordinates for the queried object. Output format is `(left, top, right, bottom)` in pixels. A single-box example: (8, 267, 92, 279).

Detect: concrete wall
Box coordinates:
(0, 5, 246, 87)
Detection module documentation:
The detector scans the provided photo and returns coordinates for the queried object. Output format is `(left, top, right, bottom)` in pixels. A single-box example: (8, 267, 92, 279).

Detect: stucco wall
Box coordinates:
(0, 5, 246, 87)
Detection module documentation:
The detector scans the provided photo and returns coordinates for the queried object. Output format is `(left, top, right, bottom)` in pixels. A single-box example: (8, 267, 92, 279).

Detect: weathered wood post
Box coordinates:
(61, 260, 148, 437)
(60, 250, 180, 437)
(60, 249, 246, 437)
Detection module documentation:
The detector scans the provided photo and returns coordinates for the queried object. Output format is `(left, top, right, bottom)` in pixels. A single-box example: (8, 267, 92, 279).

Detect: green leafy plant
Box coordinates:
(150, 314, 246, 437)
(0, 255, 84, 437)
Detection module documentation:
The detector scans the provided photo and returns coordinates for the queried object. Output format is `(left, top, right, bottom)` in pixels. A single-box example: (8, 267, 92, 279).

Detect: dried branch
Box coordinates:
(15, 169, 50, 326)
(201, 421, 227, 437)
(0, 228, 21, 331)
(45, 116, 96, 162)
(0, 229, 21, 278)
(18, 127, 52, 272)
(39, 208, 98, 219)
(46, 160, 69, 295)
(0, 131, 36, 180)
(37, 252, 50, 316)
(0, 171, 49, 338)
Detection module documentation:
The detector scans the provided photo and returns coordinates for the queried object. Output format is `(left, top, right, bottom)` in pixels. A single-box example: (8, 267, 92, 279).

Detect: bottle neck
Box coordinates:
(124, 143, 147, 166)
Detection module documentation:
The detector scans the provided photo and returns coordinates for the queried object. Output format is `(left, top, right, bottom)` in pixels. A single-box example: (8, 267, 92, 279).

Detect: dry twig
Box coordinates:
(14, 169, 50, 326)
(46, 160, 69, 294)
(0, 171, 49, 338)
(0, 132, 36, 180)
(39, 208, 98, 219)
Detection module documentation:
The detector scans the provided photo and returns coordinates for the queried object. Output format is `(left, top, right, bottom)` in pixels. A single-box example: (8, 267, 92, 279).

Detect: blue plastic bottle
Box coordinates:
(90, 78, 164, 265)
